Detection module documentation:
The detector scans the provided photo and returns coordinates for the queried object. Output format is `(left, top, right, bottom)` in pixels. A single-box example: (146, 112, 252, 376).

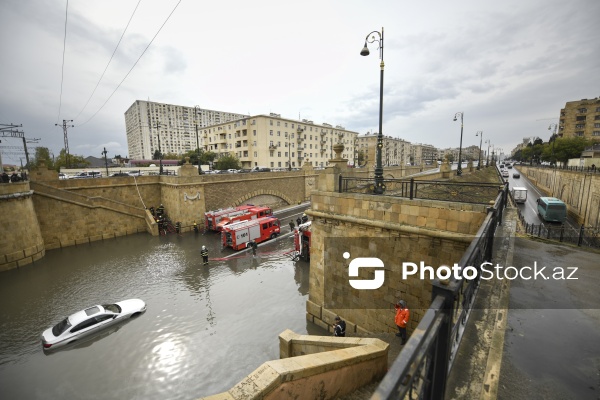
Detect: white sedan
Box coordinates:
(41, 299, 146, 351)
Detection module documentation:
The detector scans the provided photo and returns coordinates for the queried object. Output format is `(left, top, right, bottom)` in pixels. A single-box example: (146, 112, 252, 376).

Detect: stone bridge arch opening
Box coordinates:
(233, 189, 294, 210)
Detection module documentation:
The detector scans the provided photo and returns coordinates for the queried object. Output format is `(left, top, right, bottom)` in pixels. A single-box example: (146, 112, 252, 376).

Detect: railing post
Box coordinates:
(410, 178, 414, 200)
(338, 174, 343, 193)
(427, 281, 456, 400)
(578, 225, 584, 246)
(560, 224, 564, 242)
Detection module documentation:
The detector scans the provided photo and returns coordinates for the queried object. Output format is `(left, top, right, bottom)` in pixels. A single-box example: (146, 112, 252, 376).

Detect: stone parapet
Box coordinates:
(198, 330, 388, 400)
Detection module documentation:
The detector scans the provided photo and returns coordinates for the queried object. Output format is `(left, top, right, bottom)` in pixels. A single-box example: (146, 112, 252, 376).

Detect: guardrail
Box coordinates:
(339, 176, 502, 204)
(515, 207, 600, 248)
(371, 183, 508, 399)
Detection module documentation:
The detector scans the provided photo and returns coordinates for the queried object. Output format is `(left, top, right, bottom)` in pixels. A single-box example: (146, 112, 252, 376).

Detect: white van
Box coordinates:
(512, 187, 527, 204)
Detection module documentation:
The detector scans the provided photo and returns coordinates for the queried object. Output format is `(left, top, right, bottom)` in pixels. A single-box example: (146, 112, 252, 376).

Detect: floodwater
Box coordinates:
(0, 229, 322, 400)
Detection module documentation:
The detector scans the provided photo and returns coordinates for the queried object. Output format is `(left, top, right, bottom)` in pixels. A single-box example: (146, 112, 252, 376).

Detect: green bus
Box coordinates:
(536, 197, 567, 223)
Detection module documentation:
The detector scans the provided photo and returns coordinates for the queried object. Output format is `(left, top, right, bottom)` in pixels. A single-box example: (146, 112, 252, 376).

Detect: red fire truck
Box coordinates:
(293, 221, 312, 261)
(204, 205, 255, 231)
(221, 216, 281, 250)
(214, 206, 273, 231)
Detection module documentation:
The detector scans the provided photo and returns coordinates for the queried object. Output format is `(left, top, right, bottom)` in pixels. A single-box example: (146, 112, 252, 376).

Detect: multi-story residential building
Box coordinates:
(125, 100, 249, 159)
(559, 97, 600, 139)
(201, 114, 358, 169)
(356, 133, 411, 167)
(410, 143, 438, 165)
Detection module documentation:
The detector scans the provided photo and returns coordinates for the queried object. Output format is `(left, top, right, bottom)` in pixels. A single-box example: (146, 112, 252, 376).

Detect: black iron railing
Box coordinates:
(339, 176, 501, 204)
(514, 207, 600, 248)
(371, 184, 508, 400)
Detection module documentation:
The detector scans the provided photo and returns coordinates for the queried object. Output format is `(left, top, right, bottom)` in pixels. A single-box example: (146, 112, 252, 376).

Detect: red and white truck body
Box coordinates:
(204, 205, 255, 231)
(293, 221, 312, 261)
(221, 216, 281, 250)
(214, 206, 273, 231)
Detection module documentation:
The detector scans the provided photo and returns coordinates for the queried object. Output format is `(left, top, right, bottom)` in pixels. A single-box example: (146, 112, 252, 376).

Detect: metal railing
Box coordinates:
(339, 176, 502, 205)
(371, 184, 508, 400)
(515, 208, 600, 248)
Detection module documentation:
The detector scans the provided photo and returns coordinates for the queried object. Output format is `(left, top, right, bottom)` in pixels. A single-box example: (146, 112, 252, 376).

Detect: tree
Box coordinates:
(445, 153, 455, 163)
(551, 136, 594, 165)
(213, 153, 241, 170)
(31, 147, 55, 170)
(54, 149, 90, 170)
(357, 150, 365, 166)
(200, 151, 217, 165)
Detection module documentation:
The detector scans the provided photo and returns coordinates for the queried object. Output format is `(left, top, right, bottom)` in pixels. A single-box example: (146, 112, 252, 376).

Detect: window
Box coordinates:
(593, 131, 600, 136)
(278, 152, 281, 157)
(254, 151, 258, 157)
(270, 120, 273, 126)
(270, 130, 273, 135)
(71, 318, 100, 333)
(578, 108, 588, 113)
(253, 130, 257, 136)
(277, 131, 281, 136)
(277, 121, 280, 126)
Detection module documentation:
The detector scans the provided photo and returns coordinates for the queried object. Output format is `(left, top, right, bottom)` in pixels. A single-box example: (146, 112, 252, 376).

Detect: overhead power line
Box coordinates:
(73, 0, 143, 121)
(76, 0, 183, 127)
(56, 0, 70, 125)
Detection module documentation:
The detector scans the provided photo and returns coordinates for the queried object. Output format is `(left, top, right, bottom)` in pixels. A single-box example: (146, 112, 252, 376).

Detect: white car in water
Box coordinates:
(41, 299, 146, 351)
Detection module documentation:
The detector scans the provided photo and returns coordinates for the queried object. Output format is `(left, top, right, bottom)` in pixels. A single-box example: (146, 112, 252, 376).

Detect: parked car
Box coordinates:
(41, 299, 146, 351)
(513, 172, 520, 178)
(58, 173, 70, 180)
(109, 172, 130, 177)
(250, 166, 271, 172)
(73, 171, 102, 179)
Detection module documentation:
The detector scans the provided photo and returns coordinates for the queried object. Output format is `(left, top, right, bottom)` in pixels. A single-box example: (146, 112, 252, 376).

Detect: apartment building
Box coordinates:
(125, 100, 249, 159)
(410, 143, 438, 166)
(559, 97, 600, 139)
(356, 133, 411, 167)
(201, 114, 358, 169)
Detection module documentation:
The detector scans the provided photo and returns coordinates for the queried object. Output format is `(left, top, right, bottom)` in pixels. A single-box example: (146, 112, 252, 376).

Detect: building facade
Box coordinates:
(125, 100, 249, 159)
(356, 133, 411, 167)
(201, 114, 358, 169)
(559, 97, 600, 139)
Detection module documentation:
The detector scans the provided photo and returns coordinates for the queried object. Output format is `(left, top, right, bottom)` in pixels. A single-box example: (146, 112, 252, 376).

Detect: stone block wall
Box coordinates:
(306, 190, 488, 334)
(0, 182, 45, 272)
(519, 166, 600, 227)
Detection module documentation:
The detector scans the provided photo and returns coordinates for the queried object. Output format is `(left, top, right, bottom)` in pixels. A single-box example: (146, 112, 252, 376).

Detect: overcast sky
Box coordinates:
(1, 0, 599, 164)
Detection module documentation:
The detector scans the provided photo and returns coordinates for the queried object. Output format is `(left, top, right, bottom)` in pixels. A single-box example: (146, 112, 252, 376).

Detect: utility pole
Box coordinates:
(153, 122, 163, 175)
(55, 120, 74, 168)
(102, 147, 109, 176)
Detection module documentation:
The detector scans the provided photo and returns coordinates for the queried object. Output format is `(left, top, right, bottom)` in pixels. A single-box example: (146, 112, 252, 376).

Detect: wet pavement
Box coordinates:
(497, 238, 600, 400)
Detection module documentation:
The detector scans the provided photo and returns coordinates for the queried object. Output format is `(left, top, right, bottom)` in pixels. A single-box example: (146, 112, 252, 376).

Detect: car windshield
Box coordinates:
(102, 304, 122, 314)
(52, 318, 72, 336)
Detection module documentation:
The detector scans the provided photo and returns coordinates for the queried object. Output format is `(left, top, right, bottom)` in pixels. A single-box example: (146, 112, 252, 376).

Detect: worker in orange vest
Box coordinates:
(394, 300, 410, 345)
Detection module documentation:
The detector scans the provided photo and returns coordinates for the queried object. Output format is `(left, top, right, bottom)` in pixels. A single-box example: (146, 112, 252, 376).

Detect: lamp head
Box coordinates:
(360, 43, 370, 56)
(453, 117, 457, 121)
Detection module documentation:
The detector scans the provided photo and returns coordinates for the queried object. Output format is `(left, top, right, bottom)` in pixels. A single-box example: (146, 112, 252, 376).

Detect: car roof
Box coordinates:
(67, 305, 104, 325)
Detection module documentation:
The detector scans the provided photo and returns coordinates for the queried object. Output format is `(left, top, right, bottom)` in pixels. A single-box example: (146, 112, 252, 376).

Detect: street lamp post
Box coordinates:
(453, 112, 464, 175)
(476, 131, 483, 170)
(548, 123, 558, 167)
(195, 105, 202, 174)
(485, 139, 491, 167)
(154, 122, 163, 175)
(101, 147, 109, 176)
(360, 27, 385, 194)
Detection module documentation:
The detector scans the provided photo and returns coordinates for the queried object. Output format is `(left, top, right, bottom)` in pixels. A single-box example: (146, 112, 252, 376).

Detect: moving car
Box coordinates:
(58, 173, 70, 180)
(41, 299, 146, 351)
(513, 172, 520, 178)
(501, 170, 509, 178)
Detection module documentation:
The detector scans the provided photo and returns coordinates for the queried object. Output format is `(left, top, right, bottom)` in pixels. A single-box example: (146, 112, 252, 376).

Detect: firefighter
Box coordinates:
(193, 221, 199, 233)
(394, 300, 410, 345)
(301, 213, 308, 223)
(296, 216, 302, 226)
(175, 222, 181, 233)
(289, 220, 295, 232)
(333, 316, 346, 337)
(247, 240, 257, 256)
(200, 245, 209, 265)
(157, 204, 165, 217)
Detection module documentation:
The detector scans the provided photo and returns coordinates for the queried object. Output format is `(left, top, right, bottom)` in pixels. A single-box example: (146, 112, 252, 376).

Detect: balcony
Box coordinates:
(269, 145, 278, 151)
(297, 136, 304, 143)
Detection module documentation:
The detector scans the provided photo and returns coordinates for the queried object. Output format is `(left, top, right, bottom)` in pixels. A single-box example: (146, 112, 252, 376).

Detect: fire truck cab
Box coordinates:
(215, 206, 272, 231)
(204, 205, 255, 231)
(293, 221, 311, 261)
(221, 216, 281, 250)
